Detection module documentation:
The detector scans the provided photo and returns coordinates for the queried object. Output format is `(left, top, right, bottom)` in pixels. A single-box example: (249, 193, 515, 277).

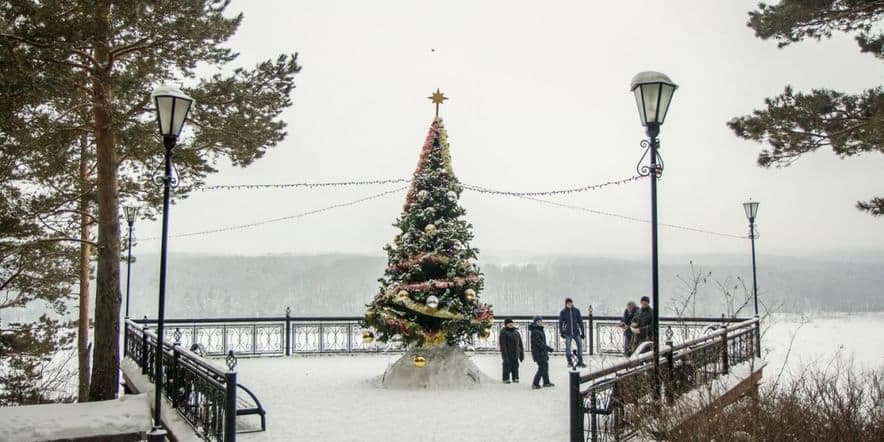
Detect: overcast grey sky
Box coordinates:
(136, 0, 883, 259)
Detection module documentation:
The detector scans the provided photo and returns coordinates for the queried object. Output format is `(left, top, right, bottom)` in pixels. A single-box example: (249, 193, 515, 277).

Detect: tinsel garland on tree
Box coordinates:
(363, 118, 493, 347)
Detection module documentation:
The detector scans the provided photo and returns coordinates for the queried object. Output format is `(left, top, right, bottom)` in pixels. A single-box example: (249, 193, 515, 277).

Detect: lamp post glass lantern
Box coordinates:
(123, 206, 138, 319)
(149, 85, 193, 440)
(631, 71, 676, 395)
(743, 201, 760, 316)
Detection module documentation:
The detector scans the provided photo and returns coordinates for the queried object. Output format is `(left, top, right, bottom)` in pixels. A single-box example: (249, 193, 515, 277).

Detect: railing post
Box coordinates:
(589, 390, 598, 442)
(124, 317, 129, 358)
(721, 327, 729, 375)
(570, 371, 583, 442)
(285, 307, 291, 356)
(754, 315, 761, 358)
(171, 328, 181, 409)
(664, 328, 674, 404)
(587, 305, 594, 355)
(225, 350, 237, 442)
(141, 323, 149, 375)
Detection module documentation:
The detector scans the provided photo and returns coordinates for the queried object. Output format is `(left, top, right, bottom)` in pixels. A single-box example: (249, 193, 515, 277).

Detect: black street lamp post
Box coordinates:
(123, 206, 137, 353)
(630, 71, 677, 395)
(123, 206, 138, 319)
(743, 201, 760, 356)
(148, 85, 193, 442)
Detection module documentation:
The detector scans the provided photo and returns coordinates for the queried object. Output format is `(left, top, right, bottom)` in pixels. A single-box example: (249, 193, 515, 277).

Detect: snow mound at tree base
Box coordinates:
(379, 345, 491, 389)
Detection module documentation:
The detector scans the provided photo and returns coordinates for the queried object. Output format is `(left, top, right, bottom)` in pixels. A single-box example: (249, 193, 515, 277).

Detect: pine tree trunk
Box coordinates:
(88, 0, 122, 401)
(78, 134, 92, 402)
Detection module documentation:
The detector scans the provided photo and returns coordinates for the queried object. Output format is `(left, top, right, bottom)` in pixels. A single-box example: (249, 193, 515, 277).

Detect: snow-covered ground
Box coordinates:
(230, 313, 883, 442)
(5, 313, 879, 441)
(761, 312, 883, 382)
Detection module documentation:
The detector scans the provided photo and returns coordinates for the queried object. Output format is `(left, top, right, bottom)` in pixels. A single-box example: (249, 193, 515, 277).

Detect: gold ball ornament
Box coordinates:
(479, 325, 492, 339)
(397, 290, 409, 300)
(361, 331, 375, 344)
(413, 354, 427, 368)
(417, 190, 429, 200)
(424, 224, 437, 235)
(465, 288, 477, 302)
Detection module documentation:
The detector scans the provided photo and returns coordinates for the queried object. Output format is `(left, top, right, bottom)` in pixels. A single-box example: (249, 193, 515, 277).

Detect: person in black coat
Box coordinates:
(635, 296, 655, 343)
(499, 318, 524, 383)
(528, 315, 555, 389)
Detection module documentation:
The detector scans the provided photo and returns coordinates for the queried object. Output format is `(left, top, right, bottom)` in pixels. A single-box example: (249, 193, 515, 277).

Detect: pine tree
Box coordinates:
(1, 1, 301, 400)
(728, 1, 884, 216)
(364, 118, 493, 348)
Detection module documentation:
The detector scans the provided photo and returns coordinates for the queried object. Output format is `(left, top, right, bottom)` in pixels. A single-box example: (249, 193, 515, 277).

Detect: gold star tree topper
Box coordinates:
(428, 88, 448, 118)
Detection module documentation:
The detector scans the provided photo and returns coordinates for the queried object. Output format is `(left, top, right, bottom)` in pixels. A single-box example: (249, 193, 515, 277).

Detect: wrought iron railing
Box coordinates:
(125, 320, 238, 442)
(569, 317, 761, 442)
(134, 310, 742, 357)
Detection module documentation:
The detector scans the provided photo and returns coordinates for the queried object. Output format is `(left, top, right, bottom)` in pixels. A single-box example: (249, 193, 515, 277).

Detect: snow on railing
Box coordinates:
(125, 320, 237, 442)
(569, 317, 761, 442)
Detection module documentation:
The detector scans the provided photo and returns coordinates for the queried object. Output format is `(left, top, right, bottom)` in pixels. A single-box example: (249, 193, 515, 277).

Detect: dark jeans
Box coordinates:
(502, 359, 520, 381)
(532, 358, 551, 386)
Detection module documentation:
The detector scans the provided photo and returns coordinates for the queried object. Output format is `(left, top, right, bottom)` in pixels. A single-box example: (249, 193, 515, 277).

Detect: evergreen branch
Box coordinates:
(109, 37, 153, 58)
(0, 32, 101, 68)
(33, 237, 98, 248)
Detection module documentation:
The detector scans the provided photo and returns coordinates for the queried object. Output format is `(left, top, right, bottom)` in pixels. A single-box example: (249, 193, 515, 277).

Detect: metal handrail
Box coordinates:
(570, 317, 762, 441)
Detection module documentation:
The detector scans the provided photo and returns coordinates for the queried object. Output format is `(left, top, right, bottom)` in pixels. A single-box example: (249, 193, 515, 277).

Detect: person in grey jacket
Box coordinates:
(559, 298, 586, 368)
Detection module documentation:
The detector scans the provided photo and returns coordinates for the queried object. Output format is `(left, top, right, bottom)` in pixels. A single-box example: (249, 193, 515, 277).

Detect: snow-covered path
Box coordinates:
(235, 353, 619, 442)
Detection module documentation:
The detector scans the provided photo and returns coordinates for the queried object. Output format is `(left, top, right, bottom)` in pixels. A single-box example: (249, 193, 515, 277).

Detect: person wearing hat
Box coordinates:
(635, 296, 655, 343)
(528, 315, 555, 389)
(559, 298, 586, 368)
(499, 318, 524, 384)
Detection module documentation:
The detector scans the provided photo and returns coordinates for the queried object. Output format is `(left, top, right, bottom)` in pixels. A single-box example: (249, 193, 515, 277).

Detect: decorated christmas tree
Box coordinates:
(364, 94, 493, 350)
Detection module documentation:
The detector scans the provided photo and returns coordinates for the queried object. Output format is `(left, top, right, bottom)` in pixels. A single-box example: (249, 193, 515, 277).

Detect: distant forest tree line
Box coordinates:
(96, 254, 884, 320)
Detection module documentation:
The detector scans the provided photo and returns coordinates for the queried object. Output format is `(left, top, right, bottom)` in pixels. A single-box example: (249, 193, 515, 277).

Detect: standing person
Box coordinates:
(529, 316, 555, 389)
(499, 318, 524, 384)
(620, 301, 638, 356)
(559, 298, 586, 368)
(635, 296, 655, 344)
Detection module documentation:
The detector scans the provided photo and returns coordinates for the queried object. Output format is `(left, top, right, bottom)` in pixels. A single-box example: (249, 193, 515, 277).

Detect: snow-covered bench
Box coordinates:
(0, 394, 151, 442)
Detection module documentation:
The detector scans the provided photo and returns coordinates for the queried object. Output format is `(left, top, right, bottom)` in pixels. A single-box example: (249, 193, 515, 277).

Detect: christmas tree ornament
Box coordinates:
(413, 354, 427, 368)
(397, 289, 409, 300)
(417, 190, 429, 200)
(446, 190, 457, 201)
(465, 288, 477, 302)
(362, 331, 375, 344)
(478, 325, 491, 339)
(424, 224, 437, 235)
(426, 295, 439, 309)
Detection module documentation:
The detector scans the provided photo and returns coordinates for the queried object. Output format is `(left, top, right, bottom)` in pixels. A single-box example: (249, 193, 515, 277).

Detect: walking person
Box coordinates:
(559, 298, 586, 368)
(529, 316, 555, 389)
(499, 318, 524, 384)
(620, 301, 638, 356)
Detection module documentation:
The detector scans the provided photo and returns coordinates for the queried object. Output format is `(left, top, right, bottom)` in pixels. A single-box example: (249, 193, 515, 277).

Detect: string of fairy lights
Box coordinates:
(139, 174, 748, 241)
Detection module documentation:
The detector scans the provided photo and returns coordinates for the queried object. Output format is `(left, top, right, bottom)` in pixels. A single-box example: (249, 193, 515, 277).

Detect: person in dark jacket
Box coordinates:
(620, 301, 637, 356)
(635, 296, 655, 343)
(499, 318, 524, 383)
(529, 315, 555, 389)
(558, 298, 586, 367)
